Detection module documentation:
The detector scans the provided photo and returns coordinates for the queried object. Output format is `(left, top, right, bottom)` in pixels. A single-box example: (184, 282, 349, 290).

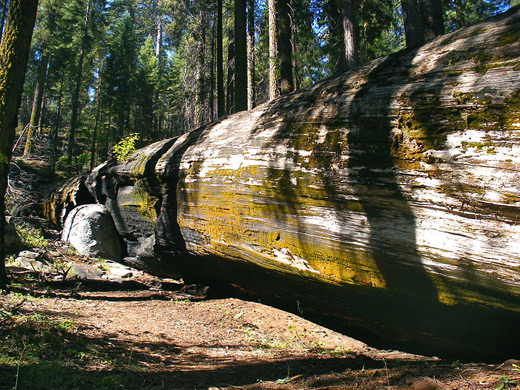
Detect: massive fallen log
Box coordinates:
(44, 8, 520, 360)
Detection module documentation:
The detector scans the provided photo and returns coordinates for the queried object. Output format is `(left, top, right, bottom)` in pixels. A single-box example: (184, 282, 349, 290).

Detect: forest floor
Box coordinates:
(1, 157, 519, 390)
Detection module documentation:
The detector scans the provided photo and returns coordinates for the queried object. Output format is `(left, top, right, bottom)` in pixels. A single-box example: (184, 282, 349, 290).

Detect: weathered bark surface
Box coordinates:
(45, 8, 520, 360)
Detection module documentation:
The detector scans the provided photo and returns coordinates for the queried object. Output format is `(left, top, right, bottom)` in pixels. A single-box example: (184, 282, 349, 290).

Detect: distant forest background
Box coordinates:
(6, 0, 518, 173)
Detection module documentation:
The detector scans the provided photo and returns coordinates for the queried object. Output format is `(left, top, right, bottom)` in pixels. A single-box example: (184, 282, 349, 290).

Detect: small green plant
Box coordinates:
(112, 133, 139, 162)
(15, 223, 48, 249)
(496, 376, 517, 390)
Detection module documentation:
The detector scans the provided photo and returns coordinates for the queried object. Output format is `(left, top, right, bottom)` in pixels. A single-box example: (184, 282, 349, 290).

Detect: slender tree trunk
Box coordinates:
(195, 4, 207, 127)
(268, 0, 278, 101)
(103, 103, 112, 161)
(24, 52, 50, 155)
(67, 0, 90, 165)
(90, 69, 103, 170)
(342, 0, 358, 70)
(235, 0, 247, 112)
(291, 15, 299, 90)
(419, 0, 443, 41)
(277, 0, 293, 95)
(247, 0, 256, 110)
(217, 0, 225, 118)
(210, 17, 215, 121)
(226, 27, 235, 114)
(50, 70, 64, 175)
(401, 0, 423, 48)
(0, 0, 38, 290)
(154, 5, 162, 138)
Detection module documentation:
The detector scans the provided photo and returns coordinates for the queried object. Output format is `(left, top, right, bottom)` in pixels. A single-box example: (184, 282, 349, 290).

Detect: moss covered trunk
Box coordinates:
(0, 0, 39, 289)
(46, 7, 520, 360)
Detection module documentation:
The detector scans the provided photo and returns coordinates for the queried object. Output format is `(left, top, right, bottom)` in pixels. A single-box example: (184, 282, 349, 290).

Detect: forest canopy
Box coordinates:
(3, 0, 517, 173)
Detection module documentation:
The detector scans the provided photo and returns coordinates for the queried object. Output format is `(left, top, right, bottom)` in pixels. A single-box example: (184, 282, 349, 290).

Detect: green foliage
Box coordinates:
(15, 223, 48, 248)
(112, 133, 139, 162)
(0, 152, 8, 164)
(16, 0, 515, 164)
(443, 0, 511, 32)
(495, 376, 518, 390)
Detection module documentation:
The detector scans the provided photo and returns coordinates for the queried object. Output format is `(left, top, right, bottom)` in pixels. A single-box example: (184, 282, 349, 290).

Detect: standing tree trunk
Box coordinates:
(235, 0, 247, 112)
(268, 0, 278, 101)
(277, 0, 293, 95)
(68, 0, 91, 165)
(24, 52, 50, 155)
(401, 0, 423, 48)
(418, 0, 443, 41)
(49, 70, 64, 175)
(0, 0, 38, 290)
(226, 27, 235, 114)
(247, 0, 256, 110)
(217, 0, 225, 118)
(154, 2, 163, 138)
(195, 4, 207, 127)
(342, 0, 358, 70)
(90, 66, 103, 170)
(210, 16, 215, 121)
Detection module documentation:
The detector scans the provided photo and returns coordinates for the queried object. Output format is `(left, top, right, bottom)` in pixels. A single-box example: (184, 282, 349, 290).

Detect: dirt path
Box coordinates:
(2, 286, 519, 390)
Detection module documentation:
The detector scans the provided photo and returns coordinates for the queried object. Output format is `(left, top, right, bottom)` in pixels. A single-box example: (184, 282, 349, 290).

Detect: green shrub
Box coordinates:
(112, 133, 139, 162)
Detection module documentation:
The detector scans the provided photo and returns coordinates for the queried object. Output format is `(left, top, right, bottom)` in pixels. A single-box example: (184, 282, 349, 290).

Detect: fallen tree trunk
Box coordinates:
(45, 8, 520, 360)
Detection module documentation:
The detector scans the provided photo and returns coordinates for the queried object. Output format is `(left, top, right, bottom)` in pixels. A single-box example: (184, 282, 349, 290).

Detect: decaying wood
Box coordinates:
(44, 8, 520, 360)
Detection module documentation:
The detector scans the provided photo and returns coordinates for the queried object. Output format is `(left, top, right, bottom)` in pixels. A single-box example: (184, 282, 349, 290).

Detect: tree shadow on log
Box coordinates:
(246, 8, 520, 357)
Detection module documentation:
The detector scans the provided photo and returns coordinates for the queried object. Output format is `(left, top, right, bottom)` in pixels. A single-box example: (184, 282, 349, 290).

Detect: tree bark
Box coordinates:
(401, 0, 423, 47)
(0, 0, 38, 290)
(342, 0, 358, 70)
(226, 27, 235, 114)
(235, 0, 247, 112)
(419, 0, 444, 41)
(217, 0, 225, 118)
(247, 0, 256, 110)
(49, 70, 64, 175)
(268, 0, 278, 101)
(277, 0, 293, 95)
(195, 3, 207, 128)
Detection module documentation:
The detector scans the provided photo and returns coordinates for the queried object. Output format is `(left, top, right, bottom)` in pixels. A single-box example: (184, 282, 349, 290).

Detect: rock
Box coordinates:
(61, 204, 123, 261)
(72, 263, 106, 280)
(13, 250, 51, 272)
(44, 8, 520, 361)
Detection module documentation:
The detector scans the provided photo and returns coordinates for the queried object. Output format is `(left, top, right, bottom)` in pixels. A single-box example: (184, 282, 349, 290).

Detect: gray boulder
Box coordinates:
(61, 204, 123, 261)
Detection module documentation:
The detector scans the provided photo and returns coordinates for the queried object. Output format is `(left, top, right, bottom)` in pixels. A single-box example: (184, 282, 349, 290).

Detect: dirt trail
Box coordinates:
(3, 285, 519, 390)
